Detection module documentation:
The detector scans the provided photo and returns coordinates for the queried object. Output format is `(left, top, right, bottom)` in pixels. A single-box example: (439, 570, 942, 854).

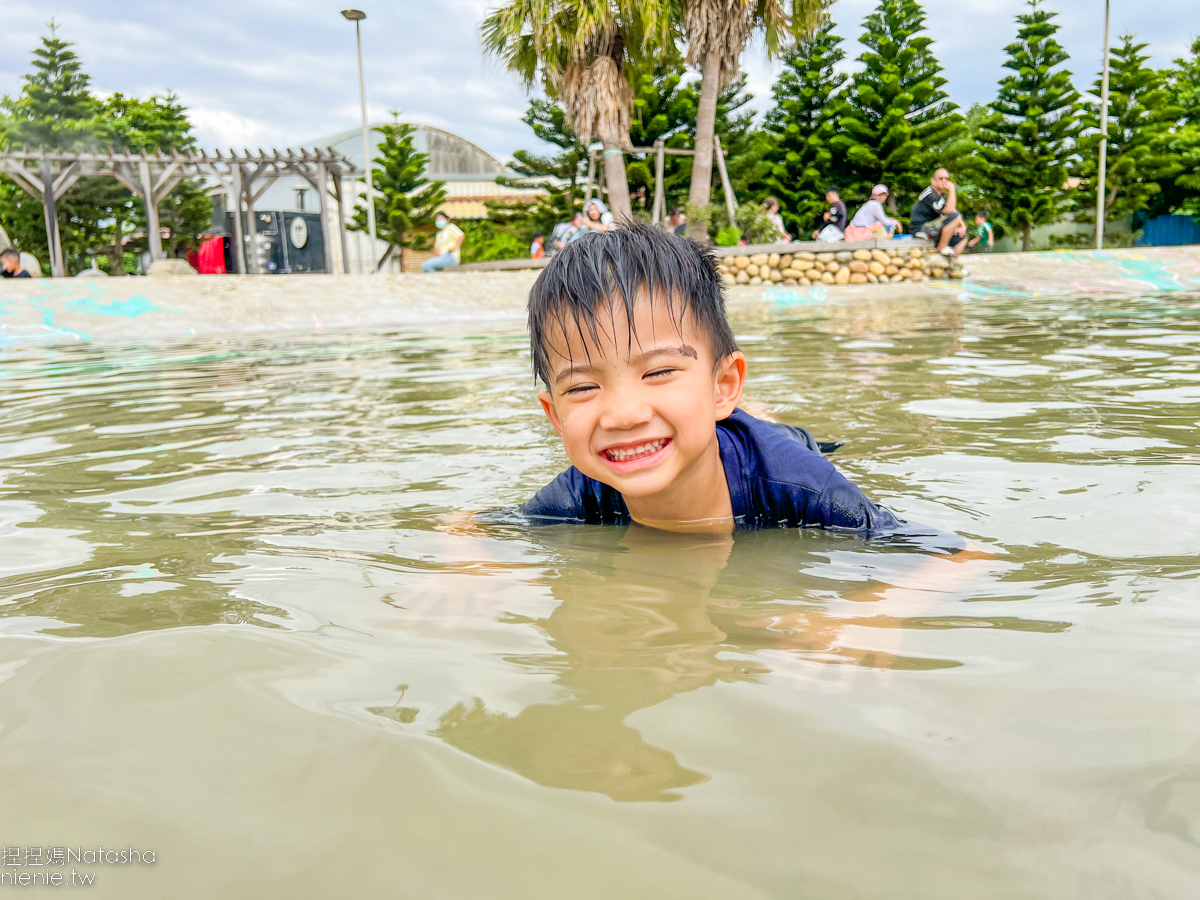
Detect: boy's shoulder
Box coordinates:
(720, 409, 901, 532)
(519, 464, 629, 525)
(719, 408, 829, 481)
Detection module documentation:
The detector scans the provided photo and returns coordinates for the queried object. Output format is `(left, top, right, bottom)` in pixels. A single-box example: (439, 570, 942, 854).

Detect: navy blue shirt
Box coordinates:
(521, 409, 906, 533)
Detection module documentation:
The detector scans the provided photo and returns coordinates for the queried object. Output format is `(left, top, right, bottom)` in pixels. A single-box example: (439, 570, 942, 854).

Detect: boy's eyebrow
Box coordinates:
(553, 345, 698, 385)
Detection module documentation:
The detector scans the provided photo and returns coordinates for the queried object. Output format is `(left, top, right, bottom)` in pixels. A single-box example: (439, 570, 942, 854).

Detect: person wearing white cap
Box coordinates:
(844, 185, 902, 242)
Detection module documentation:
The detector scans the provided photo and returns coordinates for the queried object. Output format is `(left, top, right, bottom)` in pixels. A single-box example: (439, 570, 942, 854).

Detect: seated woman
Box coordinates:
(763, 197, 791, 243)
(844, 185, 902, 242)
(570, 199, 615, 240)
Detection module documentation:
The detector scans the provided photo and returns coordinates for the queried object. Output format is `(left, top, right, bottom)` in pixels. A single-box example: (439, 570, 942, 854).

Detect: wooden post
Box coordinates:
(713, 135, 737, 229)
(332, 169, 349, 275)
(39, 158, 65, 277)
(243, 164, 260, 275)
(652, 140, 665, 225)
(316, 161, 332, 274)
(138, 158, 164, 261)
(230, 163, 247, 275)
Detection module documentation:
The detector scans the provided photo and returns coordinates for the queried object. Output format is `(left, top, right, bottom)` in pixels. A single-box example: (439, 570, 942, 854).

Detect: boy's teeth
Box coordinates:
(607, 439, 665, 461)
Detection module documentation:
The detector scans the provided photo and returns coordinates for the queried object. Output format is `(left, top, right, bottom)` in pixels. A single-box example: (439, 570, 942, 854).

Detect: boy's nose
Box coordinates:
(598, 384, 653, 432)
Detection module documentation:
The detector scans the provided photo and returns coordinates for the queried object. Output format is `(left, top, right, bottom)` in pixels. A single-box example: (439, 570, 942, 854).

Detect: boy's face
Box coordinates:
(826, 192, 838, 204)
(538, 297, 745, 502)
(975, 215, 986, 224)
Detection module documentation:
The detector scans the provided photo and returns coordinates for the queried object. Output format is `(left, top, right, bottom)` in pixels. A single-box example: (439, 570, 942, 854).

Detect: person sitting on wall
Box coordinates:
(531, 232, 546, 259)
(550, 212, 584, 255)
(422, 212, 465, 273)
(843, 185, 902, 242)
(666, 208, 687, 236)
(0, 248, 32, 278)
(910, 168, 968, 256)
(763, 197, 791, 243)
(812, 187, 847, 241)
(967, 212, 994, 253)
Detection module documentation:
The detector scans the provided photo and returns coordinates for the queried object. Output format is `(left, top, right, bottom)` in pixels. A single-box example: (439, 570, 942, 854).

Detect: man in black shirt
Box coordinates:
(812, 187, 847, 240)
(1, 248, 32, 278)
(909, 168, 968, 256)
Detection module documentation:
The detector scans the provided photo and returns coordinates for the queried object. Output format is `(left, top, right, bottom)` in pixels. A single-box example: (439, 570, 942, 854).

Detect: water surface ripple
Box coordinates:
(1, 290, 1199, 897)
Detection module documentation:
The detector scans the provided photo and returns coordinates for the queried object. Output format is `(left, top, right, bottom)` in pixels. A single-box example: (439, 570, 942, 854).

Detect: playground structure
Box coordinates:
(0, 148, 360, 277)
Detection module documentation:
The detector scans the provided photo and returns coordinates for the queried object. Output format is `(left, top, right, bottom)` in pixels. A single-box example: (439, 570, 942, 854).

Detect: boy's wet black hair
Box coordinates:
(527, 224, 738, 387)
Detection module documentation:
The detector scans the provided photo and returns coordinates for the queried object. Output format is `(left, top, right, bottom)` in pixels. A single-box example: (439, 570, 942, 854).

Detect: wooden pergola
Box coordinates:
(0, 147, 359, 277)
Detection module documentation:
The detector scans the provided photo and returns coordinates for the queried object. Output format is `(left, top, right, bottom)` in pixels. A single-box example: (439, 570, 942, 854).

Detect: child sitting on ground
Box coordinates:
(519, 225, 935, 537)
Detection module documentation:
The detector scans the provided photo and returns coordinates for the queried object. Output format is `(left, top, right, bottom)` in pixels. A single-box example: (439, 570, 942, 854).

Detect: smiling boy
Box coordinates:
(520, 225, 910, 536)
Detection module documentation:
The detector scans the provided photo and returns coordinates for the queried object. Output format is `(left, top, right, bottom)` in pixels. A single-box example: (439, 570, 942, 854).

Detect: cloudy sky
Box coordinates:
(2, 0, 1194, 161)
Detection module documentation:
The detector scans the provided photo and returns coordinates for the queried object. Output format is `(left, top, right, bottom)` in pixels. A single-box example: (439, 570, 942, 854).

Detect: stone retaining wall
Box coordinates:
(716, 245, 966, 287)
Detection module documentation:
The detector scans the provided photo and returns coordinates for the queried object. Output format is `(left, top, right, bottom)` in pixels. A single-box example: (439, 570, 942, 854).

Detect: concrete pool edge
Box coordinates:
(0, 246, 1197, 345)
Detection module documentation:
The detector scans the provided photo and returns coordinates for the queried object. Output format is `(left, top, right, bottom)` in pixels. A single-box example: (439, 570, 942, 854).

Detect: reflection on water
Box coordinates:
(434, 529, 749, 801)
(2, 289, 1200, 894)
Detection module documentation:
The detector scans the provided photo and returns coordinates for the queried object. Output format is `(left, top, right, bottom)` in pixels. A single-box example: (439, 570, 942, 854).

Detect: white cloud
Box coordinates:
(0, 0, 1194, 159)
(187, 107, 276, 150)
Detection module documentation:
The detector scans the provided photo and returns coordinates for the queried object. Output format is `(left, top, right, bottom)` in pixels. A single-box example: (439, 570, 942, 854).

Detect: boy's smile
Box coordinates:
(538, 296, 746, 531)
(600, 436, 671, 468)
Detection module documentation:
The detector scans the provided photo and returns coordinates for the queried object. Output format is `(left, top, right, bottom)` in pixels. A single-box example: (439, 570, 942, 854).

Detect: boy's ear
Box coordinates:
(713, 352, 747, 420)
(538, 390, 564, 436)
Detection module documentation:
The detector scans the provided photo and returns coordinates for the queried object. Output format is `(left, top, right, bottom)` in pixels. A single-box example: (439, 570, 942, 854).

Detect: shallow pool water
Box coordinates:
(1, 288, 1199, 897)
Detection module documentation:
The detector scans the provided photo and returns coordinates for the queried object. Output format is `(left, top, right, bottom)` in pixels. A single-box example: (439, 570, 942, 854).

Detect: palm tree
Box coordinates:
(483, 0, 663, 223)
(681, 0, 826, 239)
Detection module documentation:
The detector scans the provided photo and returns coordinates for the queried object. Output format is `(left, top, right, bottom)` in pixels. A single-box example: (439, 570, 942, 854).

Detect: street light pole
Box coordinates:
(342, 9, 378, 272)
(1095, 0, 1111, 251)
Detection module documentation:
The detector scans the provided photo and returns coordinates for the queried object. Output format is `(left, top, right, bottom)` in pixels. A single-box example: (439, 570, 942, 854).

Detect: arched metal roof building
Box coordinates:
(300, 123, 511, 182)
(253, 121, 545, 221)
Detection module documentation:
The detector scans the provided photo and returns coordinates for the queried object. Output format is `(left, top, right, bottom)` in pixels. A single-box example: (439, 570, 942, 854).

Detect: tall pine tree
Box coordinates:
(975, 0, 1080, 250)
(832, 0, 963, 214)
(0, 20, 98, 150)
(350, 113, 446, 270)
(0, 22, 99, 265)
(1164, 37, 1200, 214)
(483, 99, 588, 250)
(760, 22, 848, 238)
(1167, 36, 1200, 123)
(1079, 35, 1181, 228)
